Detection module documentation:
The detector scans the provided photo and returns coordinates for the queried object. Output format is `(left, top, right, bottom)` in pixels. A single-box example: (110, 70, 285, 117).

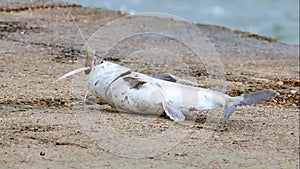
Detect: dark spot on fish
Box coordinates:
(132, 82, 146, 89)
(94, 80, 99, 86)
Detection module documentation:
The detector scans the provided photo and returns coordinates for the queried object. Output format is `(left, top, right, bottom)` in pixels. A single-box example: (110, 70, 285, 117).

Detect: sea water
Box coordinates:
(65, 0, 299, 45)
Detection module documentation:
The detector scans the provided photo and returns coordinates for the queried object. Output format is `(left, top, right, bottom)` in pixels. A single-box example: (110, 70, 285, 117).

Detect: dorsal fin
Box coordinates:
(152, 73, 176, 82)
(153, 73, 199, 86)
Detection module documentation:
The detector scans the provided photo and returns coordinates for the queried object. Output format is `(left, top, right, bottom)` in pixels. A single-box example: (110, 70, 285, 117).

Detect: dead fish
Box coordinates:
(59, 59, 279, 122)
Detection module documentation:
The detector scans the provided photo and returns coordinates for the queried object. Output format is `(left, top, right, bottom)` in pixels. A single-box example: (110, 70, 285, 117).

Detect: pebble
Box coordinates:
(276, 81, 284, 86)
(290, 90, 297, 94)
(174, 152, 187, 156)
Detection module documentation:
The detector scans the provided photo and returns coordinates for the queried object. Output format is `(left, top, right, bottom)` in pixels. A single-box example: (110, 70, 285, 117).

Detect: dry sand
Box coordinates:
(0, 1, 299, 169)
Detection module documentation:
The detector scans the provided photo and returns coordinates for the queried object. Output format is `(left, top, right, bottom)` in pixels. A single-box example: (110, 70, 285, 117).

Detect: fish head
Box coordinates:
(87, 61, 131, 97)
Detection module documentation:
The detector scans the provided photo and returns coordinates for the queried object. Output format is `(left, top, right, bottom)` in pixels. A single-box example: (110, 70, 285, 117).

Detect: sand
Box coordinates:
(0, 1, 299, 169)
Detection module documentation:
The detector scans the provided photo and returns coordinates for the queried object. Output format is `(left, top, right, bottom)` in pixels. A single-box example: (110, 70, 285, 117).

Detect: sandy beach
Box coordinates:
(0, 1, 299, 168)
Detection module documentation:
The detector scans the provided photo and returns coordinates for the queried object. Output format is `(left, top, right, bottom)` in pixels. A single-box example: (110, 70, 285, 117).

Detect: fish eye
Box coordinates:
(100, 60, 104, 64)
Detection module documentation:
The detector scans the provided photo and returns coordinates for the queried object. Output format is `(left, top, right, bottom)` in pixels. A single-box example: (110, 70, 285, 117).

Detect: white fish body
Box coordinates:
(86, 61, 278, 121)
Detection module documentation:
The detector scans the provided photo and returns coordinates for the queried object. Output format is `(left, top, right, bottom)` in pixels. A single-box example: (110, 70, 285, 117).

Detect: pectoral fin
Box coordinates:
(162, 101, 185, 122)
(123, 76, 147, 89)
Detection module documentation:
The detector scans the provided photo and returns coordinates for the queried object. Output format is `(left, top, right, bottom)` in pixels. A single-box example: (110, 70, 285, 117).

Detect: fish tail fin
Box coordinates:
(224, 90, 279, 120)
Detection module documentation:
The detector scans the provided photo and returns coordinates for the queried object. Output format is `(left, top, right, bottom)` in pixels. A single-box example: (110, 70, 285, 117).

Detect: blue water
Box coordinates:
(66, 0, 299, 44)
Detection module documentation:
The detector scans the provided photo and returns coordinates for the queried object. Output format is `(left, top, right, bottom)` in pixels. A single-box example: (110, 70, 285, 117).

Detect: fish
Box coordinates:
(58, 54, 279, 122)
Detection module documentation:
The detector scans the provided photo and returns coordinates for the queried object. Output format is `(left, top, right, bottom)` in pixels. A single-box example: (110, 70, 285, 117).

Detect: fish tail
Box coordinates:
(224, 90, 279, 120)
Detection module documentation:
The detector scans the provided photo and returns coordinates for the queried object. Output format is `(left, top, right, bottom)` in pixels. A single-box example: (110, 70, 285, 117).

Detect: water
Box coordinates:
(66, 0, 299, 44)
